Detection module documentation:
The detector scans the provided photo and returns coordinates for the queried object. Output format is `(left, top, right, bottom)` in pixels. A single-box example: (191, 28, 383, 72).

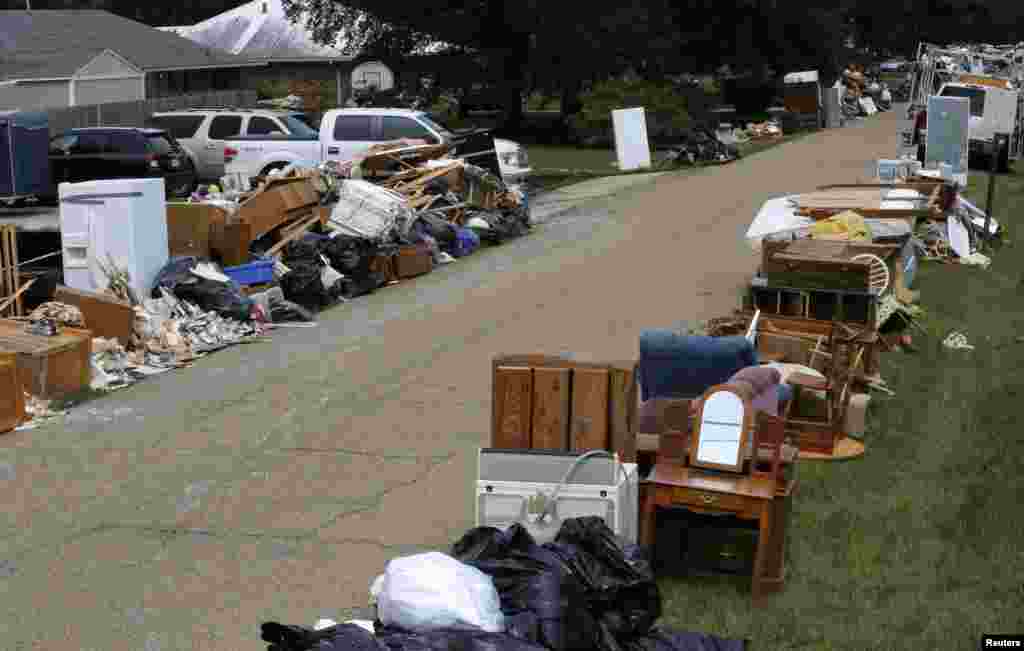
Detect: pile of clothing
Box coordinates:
(261, 518, 748, 651)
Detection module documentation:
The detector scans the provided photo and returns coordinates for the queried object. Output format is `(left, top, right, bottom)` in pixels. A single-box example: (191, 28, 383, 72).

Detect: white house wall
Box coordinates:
(75, 50, 143, 78)
(74, 77, 146, 106)
(0, 80, 71, 111)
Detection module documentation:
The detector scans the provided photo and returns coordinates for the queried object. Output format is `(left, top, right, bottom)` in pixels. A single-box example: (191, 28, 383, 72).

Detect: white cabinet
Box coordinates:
(58, 178, 169, 302)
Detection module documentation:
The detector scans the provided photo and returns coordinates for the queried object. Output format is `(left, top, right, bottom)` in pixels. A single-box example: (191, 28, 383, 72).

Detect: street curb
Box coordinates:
(528, 172, 671, 225)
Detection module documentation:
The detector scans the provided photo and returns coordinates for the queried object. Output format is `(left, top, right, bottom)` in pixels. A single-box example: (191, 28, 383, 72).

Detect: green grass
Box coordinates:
(655, 166, 1024, 648)
(528, 132, 809, 194)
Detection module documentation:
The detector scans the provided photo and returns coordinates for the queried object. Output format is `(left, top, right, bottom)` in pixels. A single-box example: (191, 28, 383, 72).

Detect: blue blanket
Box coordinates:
(638, 331, 758, 401)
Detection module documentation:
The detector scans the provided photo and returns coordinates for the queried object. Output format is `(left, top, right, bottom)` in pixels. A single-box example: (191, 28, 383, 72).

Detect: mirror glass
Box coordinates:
(695, 390, 745, 468)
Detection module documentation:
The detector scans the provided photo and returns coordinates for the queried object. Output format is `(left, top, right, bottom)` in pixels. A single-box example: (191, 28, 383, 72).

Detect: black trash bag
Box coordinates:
(261, 622, 384, 651)
(279, 262, 329, 311)
(376, 626, 550, 651)
(418, 213, 457, 247)
(452, 525, 603, 651)
(151, 256, 202, 298)
(268, 292, 316, 323)
(321, 235, 366, 275)
(452, 525, 536, 562)
(340, 272, 386, 299)
(281, 238, 323, 269)
(553, 517, 662, 640)
(623, 628, 748, 651)
(170, 279, 254, 322)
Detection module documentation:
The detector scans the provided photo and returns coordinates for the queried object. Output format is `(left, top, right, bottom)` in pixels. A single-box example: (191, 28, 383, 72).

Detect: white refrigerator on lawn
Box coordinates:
(58, 178, 169, 302)
(612, 107, 652, 171)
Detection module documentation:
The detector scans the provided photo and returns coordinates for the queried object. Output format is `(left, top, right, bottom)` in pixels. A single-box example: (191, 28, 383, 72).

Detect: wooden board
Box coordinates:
(0, 225, 22, 317)
(571, 367, 610, 452)
(53, 285, 134, 346)
(492, 366, 533, 448)
(0, 352, 26, 433)
(530, 367, 571, 450)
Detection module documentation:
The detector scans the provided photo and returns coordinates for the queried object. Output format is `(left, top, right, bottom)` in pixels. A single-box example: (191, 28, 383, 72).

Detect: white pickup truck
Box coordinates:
(223, 107, 532, 186)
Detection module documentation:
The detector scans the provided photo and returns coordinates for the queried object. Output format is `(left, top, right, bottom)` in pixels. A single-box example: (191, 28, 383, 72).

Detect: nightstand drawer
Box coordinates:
(668, 486, 754, 513)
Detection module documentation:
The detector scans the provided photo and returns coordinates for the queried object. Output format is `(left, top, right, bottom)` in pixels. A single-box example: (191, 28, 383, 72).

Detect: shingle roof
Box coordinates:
(160, 0, 351, 62)
(0, 10, 256, 82)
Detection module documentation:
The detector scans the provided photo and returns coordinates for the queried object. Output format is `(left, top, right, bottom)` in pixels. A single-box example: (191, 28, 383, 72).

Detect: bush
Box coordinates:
(570, 79, 691, 146)
(255, 80, 290, 100)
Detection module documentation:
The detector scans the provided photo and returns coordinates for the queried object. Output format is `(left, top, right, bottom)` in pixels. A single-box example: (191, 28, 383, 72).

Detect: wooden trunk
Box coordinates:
(0, 320, 92, 399)
(0, 352, 26, 432)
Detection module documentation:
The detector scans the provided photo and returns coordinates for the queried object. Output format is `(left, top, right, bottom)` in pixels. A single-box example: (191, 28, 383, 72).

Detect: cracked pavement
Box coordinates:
(0, 110, 904, 649)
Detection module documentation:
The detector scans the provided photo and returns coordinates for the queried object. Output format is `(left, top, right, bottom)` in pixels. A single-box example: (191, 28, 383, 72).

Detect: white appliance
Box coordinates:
(612, 107, 652, 172)
(926, 95, 970, 176)
(476, 449, 640, 543)
(58, 178, 169, 302)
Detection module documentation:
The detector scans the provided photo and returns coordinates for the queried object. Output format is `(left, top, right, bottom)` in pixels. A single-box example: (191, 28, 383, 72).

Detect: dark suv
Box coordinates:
(47, 127, 196, 198)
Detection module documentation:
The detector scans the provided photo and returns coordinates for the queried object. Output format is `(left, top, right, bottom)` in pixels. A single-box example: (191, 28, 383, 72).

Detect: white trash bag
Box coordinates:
(370, 552, 504, 633)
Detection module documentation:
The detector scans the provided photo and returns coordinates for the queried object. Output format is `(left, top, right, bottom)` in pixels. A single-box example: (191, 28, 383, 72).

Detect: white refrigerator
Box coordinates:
(58, 178, 169, 302)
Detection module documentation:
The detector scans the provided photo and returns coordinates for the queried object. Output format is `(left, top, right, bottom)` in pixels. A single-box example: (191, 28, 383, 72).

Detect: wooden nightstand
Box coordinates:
(640, 463, 796, 605)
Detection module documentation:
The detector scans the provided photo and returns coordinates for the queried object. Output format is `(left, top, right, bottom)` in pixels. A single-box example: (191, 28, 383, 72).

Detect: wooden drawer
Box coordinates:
(667, 485, 757, 515)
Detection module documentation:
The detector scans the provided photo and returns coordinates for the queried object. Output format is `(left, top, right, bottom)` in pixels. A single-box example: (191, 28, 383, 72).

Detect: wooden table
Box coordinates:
(640, 463, 796, 605)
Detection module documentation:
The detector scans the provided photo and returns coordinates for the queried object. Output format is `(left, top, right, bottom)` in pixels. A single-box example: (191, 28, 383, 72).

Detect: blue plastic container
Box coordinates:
(224, 258, 275, 286)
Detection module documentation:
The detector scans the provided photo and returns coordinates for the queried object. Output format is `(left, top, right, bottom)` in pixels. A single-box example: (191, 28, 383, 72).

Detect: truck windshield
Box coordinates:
(418, 114, 455, 141)
(940, 86, 986, 117)
(281, 115, 319, 138)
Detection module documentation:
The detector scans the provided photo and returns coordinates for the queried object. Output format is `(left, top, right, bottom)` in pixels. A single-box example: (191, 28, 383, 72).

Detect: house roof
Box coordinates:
(159, 0, 352, 63)
(0, 10, 258, 82)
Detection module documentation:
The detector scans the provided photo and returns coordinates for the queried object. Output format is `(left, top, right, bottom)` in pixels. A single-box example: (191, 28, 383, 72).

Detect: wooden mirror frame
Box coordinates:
(690, 383, 755, 474)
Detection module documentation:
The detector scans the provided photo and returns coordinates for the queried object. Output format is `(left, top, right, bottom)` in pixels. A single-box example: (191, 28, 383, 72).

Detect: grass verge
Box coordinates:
(654, 165, 1024, 648)
(529, 132, 809, 194)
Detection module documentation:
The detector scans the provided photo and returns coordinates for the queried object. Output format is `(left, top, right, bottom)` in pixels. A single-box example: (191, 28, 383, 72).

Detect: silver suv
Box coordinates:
(148, 108, 317, 181)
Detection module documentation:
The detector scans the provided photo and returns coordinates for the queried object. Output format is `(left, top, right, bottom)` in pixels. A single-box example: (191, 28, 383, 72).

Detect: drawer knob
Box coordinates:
(701, 493, 717, 505)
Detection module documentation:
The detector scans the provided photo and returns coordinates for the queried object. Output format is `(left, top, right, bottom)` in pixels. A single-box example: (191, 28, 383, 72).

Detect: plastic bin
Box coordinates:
(224, 259, 274, 286)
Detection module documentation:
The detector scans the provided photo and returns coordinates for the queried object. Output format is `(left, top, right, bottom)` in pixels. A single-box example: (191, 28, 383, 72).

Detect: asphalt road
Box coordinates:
(0, 109, 905, 650)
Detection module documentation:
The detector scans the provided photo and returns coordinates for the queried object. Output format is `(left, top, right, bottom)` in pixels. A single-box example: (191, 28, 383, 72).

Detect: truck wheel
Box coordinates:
(260, 162, 288, 177)
(997, 141, 1010, 174)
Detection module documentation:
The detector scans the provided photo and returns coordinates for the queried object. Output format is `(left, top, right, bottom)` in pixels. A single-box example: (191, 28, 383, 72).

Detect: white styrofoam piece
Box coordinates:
(884, 188, 925, 200)
(880, 200, 919, 210)
(611, 107, 652, 172)
(948, 215, 972, 257)
(784, 70, 819, 84)
(58, 178, 169, 300)
(745, 195, 813, 251)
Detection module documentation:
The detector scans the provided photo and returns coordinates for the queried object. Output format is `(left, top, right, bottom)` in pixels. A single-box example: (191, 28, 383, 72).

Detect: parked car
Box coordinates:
(47, 127, 196, 199)
(222, 108, 532, 188)
(149, 108, 319, 181)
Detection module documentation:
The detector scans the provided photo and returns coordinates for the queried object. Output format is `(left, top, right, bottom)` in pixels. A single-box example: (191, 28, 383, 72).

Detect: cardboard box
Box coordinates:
(166, 202, 221, 258)
(53, 285, 134, 346)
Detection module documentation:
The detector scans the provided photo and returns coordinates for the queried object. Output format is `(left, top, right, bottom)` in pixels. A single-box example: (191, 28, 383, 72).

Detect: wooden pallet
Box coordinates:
(0, 225, 23, 318)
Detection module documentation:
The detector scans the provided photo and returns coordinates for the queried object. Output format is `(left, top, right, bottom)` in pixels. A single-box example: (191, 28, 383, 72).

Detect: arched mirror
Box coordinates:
(690, 384, 753, 473)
